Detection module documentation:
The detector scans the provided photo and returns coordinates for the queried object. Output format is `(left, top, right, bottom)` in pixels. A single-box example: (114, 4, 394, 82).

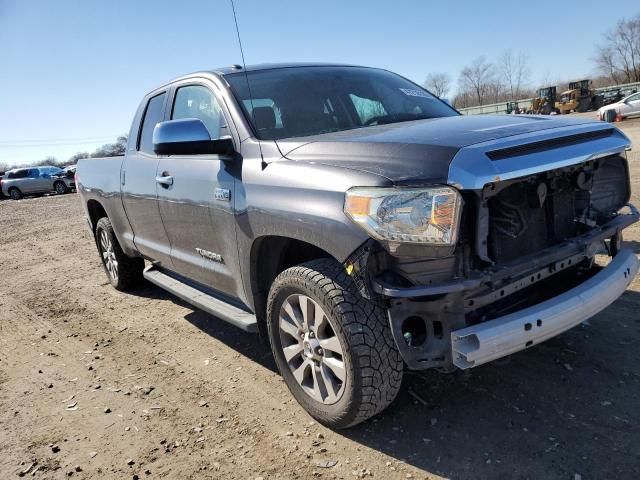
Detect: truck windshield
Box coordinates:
(226, 66, 458, 140)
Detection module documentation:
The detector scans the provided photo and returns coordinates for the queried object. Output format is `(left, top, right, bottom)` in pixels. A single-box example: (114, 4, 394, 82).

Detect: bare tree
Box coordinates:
(593, 14, 640, 83)
(423, 72, 452, 98)
(487, 79, 506, 104)
(594, 45, 626, 84)
(499, 50, 530, 100)
(459, 56, 496, 106)
(91, 134, 128, 158)
(69, 152, 90, 163)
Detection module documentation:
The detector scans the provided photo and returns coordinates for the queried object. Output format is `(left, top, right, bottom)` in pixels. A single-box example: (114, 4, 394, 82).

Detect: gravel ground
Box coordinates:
(1, 118, 639, 479)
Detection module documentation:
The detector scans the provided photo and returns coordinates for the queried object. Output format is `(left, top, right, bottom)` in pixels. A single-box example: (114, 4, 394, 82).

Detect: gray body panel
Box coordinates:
(155, 153, 241, 299)
(76, 64, 633, 317)
(76, 156, 138, 258)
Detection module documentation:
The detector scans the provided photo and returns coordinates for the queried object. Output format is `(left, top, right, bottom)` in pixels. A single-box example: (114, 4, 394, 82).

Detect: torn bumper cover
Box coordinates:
(451, 248, 639, 369)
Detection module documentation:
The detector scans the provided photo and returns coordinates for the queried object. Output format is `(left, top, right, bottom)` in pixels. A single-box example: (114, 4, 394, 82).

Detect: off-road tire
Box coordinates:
(95, 217, 144, 291)
(266, 258, 403, 429)
(8, 187, 23, 200)
(54, 181, 69, 194)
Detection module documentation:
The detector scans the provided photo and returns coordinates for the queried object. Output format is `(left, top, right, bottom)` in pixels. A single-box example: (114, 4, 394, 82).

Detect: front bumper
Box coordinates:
(379, 205, 638, 370)
(451, 249, 638, 369)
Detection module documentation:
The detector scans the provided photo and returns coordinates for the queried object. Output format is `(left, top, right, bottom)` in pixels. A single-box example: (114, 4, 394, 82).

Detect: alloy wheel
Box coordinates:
(278, 294, 346, 404)
(100, 230, 118, 281)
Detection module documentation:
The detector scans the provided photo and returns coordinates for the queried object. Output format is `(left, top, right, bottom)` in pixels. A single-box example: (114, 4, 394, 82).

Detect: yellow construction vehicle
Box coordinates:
(531, 86, 558, 114)
(555, 80, 603, 114)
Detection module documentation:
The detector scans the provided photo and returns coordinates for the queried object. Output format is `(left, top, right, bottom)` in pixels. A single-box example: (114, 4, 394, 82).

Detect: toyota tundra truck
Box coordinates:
(76, 64, 638, 428)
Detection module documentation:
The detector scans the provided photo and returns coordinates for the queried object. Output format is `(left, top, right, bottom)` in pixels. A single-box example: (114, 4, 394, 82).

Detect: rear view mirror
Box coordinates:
(153, 119, 234, 156)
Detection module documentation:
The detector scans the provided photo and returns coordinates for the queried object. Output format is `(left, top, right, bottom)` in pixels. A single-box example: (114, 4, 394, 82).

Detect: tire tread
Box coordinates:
(267, 258, 403, 428)
(95, 217, 144, 291)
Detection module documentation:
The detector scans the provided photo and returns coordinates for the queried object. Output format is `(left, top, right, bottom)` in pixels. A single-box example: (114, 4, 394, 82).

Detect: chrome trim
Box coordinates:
(447, 122, 631, 190)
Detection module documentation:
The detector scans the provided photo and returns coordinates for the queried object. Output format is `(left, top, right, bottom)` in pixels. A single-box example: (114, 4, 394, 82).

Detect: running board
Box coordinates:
(143, 266, 258, 333)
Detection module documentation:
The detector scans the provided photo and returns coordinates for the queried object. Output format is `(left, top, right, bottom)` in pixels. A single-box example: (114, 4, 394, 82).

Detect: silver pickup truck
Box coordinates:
(76, 63, 638, 428)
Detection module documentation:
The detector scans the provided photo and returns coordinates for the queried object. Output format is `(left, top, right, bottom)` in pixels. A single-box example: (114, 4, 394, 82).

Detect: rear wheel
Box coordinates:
(95, 217, 144, 291)
(54, 181, 69, 194)
(8, 187, 22, 200)
(266, 258, 403, 429)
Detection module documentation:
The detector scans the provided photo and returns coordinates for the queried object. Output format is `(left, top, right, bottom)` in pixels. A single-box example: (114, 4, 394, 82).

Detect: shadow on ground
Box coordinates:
(130, 282, 277, 373)
(135, 283, 640, 480)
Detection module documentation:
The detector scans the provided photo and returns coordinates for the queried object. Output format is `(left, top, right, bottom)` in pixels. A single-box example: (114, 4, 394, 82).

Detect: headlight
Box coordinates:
(344, 186, 462, 245)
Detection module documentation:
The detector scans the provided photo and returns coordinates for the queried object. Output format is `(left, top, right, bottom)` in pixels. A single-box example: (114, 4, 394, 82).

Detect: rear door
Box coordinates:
(8, 169, 29, 193)
(155, 81, 241, 298)
(120, 90, 174, 268)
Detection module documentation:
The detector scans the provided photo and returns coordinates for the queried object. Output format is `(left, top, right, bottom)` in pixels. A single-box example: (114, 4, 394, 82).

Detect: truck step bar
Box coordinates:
(143, 266, 258, 333)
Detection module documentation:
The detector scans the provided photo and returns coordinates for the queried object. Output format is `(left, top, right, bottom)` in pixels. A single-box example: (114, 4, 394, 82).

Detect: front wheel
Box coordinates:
(54, 181, 69, 194)
(266, 259, 403, 429)
(95, 217, 144, 291)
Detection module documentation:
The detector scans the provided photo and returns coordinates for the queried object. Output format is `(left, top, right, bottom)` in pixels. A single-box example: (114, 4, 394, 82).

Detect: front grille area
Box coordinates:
(486, 154, 629, 263)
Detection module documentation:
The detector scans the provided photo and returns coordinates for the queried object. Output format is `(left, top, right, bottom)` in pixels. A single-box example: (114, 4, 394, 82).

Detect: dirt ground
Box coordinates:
(1, 117, 639, 480)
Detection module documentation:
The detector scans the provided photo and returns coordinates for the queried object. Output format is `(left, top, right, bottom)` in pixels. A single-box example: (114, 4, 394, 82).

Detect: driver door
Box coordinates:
(155, 81, 241, 299)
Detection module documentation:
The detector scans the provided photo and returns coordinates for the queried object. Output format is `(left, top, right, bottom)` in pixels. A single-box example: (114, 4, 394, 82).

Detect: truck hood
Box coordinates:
(276, 115, 602, 183)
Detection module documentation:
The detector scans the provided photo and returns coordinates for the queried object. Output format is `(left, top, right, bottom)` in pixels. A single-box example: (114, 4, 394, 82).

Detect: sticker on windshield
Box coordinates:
(399, 88, 430, 98)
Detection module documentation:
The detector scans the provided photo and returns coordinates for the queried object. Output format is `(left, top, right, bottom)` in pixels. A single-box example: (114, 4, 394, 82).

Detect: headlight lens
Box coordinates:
(344, 186, 462, 245)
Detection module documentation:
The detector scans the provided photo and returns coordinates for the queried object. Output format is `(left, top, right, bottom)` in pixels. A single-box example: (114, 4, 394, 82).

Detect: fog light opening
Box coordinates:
(402, 316, 427, 347)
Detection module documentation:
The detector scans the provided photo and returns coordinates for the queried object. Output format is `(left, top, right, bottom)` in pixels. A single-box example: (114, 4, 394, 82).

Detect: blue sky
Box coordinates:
(0, 0, 636, 166)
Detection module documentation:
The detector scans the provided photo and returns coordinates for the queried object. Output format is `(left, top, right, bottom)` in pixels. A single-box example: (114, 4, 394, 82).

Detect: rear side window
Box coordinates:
(138, 93, 167, 154)
(8, 169, 28, 179)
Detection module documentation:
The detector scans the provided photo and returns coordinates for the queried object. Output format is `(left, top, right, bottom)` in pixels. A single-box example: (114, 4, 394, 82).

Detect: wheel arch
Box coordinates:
(249, 235, 337, 338)
(8, 186, 23, 199)
(86, 199, 108, 234)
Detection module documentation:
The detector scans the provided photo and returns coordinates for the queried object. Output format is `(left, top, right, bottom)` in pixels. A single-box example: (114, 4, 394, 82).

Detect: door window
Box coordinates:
(626, 93, 640, 103)
(138, 92, 167, 154)
(8, 169, 28, 179)
(172, 85, 227, 139)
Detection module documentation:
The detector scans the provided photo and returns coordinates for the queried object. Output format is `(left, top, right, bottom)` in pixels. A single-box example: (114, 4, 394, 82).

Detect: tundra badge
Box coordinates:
(195, 248, 224, 263)
(215, 188, 230, 201)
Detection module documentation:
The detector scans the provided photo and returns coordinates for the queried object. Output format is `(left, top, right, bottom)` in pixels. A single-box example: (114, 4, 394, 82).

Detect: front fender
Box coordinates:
(234, 158, 390, 309)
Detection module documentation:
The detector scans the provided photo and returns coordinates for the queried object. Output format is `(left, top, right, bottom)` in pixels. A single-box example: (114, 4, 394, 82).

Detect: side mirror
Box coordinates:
(153, 119, 234, 156)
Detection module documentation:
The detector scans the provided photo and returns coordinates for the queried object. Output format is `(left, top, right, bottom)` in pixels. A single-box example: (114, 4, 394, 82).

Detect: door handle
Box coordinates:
(155, 174, 173, 187)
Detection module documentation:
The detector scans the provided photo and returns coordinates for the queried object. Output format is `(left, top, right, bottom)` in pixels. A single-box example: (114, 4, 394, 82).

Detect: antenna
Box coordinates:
(230, 0, 265, 166)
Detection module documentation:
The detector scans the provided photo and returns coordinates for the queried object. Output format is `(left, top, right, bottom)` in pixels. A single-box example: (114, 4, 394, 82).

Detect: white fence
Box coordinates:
(458, 81, 640, 115)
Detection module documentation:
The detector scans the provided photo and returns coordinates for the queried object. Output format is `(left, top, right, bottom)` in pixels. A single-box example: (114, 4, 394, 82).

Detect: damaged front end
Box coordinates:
(346, 128, 639, 371)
